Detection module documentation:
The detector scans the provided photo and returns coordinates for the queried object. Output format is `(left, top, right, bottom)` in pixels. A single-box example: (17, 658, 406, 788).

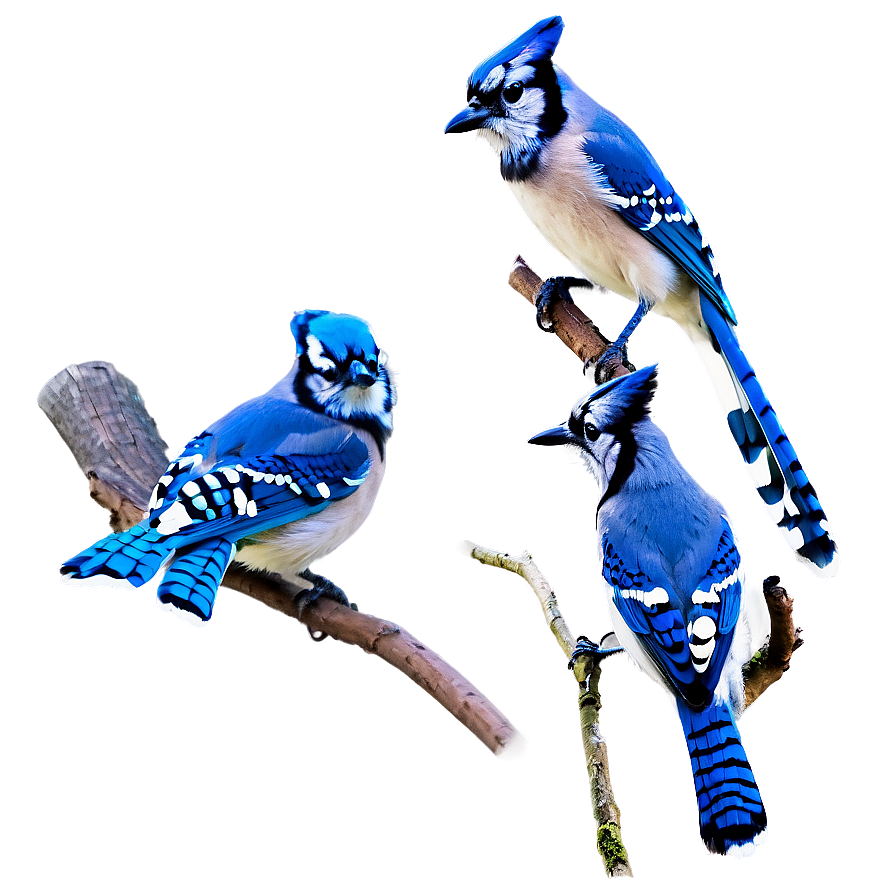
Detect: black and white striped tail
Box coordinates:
(157, 538, 235, 622)
(677, 697, 766, 855)
(699, 293, 837, 575)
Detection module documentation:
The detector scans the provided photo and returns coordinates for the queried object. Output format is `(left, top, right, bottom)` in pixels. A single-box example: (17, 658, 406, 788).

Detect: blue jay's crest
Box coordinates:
(292, 310, 394, 458)
(570, 364, 657, 439)
(62, 310, 393, 622)
(467, 16, 563, 92)
(529, 366, 658, 445)
(530, 366, 658, 514)
(445, 16, 568, 181)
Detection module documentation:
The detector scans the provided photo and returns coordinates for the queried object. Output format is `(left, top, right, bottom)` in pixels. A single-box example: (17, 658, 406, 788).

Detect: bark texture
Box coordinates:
(468, 543, 633, 877)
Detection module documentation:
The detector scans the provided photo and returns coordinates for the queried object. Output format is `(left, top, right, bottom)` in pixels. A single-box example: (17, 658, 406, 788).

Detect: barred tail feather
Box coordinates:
(696, 292, 837, 575)
(157, 538, 236, 622)
(677, 697, 766, 855)
(60, 522, 171, 587)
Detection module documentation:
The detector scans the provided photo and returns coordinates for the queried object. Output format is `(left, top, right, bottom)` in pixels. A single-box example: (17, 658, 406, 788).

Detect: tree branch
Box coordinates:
(467, 543, 632, 878)
(743, 576, 803, 709)
(40, 362, 515, 755)
(506, 257, 801, 702)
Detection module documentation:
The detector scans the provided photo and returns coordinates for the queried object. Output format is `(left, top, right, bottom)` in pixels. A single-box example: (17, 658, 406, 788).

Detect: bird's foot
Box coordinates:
(568, 633, 624, 669)
(587, 294, 648, 381)
(296, 570, 356, 642)
(567, 632, 625, 691)
(535, 276, 592, 332)
(587, 340, 633, 384)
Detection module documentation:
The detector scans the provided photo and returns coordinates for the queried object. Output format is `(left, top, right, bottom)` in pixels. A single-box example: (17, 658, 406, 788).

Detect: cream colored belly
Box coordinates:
(235, 444, 385, 586)
(507, 152, 704, 332)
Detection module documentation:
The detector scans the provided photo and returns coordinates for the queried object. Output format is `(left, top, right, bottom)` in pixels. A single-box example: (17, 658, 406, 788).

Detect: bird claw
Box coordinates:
(568, 633, 624, 669)
(587, 341, 632, 384)
(296, 570, 356, 641)
(535, 276, 592, 332)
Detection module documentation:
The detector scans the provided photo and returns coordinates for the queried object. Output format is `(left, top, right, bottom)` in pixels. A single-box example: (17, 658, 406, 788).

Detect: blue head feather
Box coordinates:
(468, 16, 564, 95)
(290, 310, 394, 458)
(574, 365, 658, 436)
(291, 310, 378, 365)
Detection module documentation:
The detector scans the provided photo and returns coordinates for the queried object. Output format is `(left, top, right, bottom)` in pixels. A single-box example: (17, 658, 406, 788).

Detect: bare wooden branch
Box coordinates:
(507, 257, 802, 703)
(743, 576, 802, 709)
(466, 544, 575, 658)
(468, 541, 632, 877)
(39, 362, 168, 531)
(508, 256, 632, 380)
(40, 362, 515, 754)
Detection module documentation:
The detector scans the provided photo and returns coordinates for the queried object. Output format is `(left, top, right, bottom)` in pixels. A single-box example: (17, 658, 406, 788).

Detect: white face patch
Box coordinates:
(481, 63, 505, 93)
(480, 77, 545, 160)
(306, 370, 391, 426)
(505, 62, 535, 83)
(305, 334, 336, 374)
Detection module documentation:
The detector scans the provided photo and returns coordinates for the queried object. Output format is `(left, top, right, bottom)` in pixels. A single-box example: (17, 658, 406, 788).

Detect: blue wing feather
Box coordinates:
(147, 435, 370, 549)
(603, 521, 742, 709)
(581, 122, 737, 325)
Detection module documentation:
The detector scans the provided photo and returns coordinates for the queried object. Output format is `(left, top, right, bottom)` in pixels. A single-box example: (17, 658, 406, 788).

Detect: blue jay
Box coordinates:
(61, 310, 394, 622)
(530, 365, 766, 856)
(446, 16, 837, 575)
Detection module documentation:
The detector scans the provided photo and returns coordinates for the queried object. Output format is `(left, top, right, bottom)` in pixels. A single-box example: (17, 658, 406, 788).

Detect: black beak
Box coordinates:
(528, 424, 571, 447)
(445, 102, 491, 134)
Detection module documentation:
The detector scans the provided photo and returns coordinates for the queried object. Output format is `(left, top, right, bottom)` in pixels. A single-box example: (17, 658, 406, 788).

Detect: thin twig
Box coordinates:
(40, 362, 515, 754)
(467, 541, 632, 877)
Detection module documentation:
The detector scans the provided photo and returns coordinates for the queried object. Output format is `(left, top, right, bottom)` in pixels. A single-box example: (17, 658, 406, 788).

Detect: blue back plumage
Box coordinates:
(580, 124, 737, 326)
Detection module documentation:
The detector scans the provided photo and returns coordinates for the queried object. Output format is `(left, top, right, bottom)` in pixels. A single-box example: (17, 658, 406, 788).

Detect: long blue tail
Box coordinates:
(677, 697, 766, 855)
(699, 292, 837, 574)
(157, 538, 235, 622)
(60, 522, 170, 586)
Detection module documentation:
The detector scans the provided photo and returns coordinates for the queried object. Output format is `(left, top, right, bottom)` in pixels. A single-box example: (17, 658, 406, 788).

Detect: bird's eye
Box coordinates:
(502, 81, 524, 104)
(320, 367, 337, 382)
(584, 422, 599, 440)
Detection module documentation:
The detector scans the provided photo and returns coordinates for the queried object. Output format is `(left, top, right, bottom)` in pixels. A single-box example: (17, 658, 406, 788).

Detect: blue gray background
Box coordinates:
(0, 0, 894, 894)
